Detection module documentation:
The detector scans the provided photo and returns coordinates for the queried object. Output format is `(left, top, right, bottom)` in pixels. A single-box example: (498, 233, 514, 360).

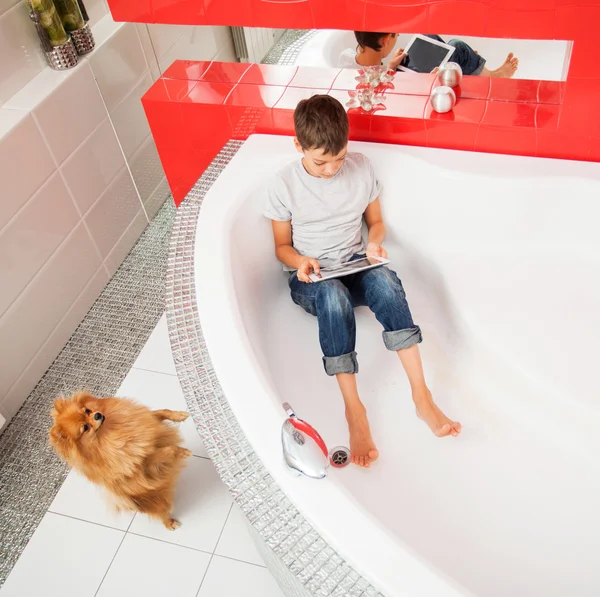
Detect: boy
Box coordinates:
(340, 31, 518, 78)
(264, 95, 461, 468)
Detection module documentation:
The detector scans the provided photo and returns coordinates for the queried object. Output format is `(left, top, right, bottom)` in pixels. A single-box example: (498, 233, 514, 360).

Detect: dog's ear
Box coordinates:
(52, 398, 69, 415)
(49, 424, 68, 450)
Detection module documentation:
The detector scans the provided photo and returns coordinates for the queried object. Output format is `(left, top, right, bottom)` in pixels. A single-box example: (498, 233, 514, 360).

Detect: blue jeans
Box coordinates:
(289, 258, 422, 376)
(400, 35, 486, 76)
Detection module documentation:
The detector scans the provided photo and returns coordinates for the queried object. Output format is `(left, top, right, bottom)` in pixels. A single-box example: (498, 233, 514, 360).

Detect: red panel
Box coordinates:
(365, 0, 429, 31)
(389, 73, 436, 96)
(309, 0, 366, 29)
(535, 104, 561, 131)
(425, 120, 480, 152)
(485, 7, 555, 39)
(252, 0, 313, 29)
(475, 125, 537, 156)
(455, 75, 491, 101)
(240, 63, 298, 86)
(371, 115, 427, 146)
(186, 81, 234, 104)
(273, 87, 322, 134)
(152, 0, 205, 24)
(537, 80, 565, 105)
(163, 60, 212, 81)
(555, 6, 600, 79)
(289, 66, 341, 90)
(427, 2, 489, 37)
(225, 84, 285, 137)
(201, 61, 253, 83)
(488, 78, 539, 103)
(488, 0, 555, 9)
(482, 101, 537, 128)
(424, 97, 486, 124)
(537, 131, 592, 161)
(559, 78, 600, 137)
(203, 0, 252, 25)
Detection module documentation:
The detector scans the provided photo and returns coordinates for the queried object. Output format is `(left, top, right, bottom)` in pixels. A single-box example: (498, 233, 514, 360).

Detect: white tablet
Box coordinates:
(397, 34, 455, 74)
(308, 256, 389, 283)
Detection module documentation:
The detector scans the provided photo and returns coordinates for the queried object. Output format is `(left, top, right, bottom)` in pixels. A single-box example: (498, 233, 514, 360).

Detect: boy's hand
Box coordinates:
(297, 257, 321, 283)
(388, 48, 407, 71)
(366, 243, 388, 259)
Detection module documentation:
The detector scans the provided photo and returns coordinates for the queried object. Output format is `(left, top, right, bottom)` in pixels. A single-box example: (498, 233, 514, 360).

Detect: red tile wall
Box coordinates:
(124, 0, 600, 205)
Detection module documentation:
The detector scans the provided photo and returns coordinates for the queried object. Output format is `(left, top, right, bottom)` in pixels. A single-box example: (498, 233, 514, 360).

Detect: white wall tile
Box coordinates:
(129, 134, 165, 205)
(0, 173, 79, 317)
(0, 222, 101, 410)
(109, 71, 153, 159)
(103, 208, 147, 277)
(136, 24, 157, 70)
(0, 265, 109, 422)
(33, 62, 107, 164)
(146, 24, 187, 61)
(0, 3, 47, 106)
(84, 166, 143, 258)
(97, 534, 211, 597)
(60, 118, 125, 216)
(156, 26, 219, 73)
(85, 0, 109, 27)
(0, 0, 19, 17)
(0, 513, 123, 597)
(0, 112, 55, 231)
(88, 23, 148, 112)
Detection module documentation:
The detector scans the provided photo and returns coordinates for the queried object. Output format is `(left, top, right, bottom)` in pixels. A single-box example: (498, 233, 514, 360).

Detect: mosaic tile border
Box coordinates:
(262, 29, 318, 65)
(165, 140, 383, 597)
(0, 201, 175, 586)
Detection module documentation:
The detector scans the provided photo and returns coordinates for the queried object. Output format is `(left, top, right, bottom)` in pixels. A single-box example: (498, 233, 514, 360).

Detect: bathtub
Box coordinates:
(294, 29, 571, 81)
(191, 134, 600, 597)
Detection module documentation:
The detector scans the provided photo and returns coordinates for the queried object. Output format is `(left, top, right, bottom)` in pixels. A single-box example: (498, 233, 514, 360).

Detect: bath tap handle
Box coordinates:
(282, 402, 295, 418)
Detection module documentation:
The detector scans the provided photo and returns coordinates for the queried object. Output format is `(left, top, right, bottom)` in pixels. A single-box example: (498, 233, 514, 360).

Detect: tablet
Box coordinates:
(308, 256, 389, 283)
(397, 34, 455, 74)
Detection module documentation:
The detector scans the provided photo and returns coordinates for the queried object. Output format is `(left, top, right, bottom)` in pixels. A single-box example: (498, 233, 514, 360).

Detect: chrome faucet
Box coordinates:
(281, 403, 330, 479)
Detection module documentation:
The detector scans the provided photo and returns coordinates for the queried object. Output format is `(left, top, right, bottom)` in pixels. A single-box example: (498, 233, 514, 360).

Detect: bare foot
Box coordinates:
(489, 52, 519, 78)
(414, 389, 461, 437)
(346, 406, 379, 468)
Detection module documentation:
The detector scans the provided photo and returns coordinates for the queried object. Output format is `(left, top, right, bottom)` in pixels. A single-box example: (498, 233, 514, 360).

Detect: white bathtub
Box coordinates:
(294, 29, 571, 81)
(195, 134, 600, 597)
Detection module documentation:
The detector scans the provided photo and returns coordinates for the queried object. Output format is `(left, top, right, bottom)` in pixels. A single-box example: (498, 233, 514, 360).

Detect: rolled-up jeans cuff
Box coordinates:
(323, 351, 359, 376)
(383, 326, 422, 351)
(472, 58, 486, 76)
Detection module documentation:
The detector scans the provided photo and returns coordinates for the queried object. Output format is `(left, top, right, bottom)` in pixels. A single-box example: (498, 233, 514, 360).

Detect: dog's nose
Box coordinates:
(94, 412, 104, 421)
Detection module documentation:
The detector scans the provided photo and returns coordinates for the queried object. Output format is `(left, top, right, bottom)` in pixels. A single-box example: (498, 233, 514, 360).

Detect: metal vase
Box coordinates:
(438, 62, 463, 88)
(430, 85, 456, 114)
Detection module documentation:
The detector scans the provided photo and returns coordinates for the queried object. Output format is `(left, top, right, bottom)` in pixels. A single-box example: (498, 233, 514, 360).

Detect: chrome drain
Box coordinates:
(329, 446, 351, 468)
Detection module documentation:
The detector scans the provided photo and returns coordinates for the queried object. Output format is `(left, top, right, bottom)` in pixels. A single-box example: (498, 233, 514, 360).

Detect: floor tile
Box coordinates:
(49, 470, 135, 531)
(198, 555, 284, 597)
(128, 456, 232, 553)
(0, 513, 123, 597)
(215, 505, 265, 567)
(132, 314, 177, 375)
(117, 367, 208, 457)
(96, 533, 211, 597)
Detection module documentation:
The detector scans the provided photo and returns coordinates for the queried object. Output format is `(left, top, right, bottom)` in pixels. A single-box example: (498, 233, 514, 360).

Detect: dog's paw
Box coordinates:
(179, 448, 192, 459)
(171, 411, 189, 423)
(165, 518, 181, 531)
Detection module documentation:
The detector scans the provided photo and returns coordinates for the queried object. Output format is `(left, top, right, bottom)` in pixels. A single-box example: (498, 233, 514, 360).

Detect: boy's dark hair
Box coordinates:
(294, 95, 349, 156)
(354, 31, 387, 52)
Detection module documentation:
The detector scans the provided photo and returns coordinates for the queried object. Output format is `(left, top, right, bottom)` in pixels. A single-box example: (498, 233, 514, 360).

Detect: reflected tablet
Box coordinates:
(308, 256, 389, 283)
(397, 34, 455, 74)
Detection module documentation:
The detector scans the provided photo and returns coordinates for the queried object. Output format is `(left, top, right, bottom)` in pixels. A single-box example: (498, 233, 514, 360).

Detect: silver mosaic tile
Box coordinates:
(262, 29, 318, 65)
(165, 140, 384, 597)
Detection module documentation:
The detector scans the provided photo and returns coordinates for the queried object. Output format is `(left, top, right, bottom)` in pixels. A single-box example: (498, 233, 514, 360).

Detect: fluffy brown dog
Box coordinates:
(49, 391, 192, 530)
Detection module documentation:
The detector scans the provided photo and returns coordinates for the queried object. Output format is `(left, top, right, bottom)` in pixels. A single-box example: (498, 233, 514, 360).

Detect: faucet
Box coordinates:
(281, 403, 330, 479)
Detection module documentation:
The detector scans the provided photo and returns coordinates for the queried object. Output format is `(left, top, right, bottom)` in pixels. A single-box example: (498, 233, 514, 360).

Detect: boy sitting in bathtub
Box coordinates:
(263, 95, 461, 468)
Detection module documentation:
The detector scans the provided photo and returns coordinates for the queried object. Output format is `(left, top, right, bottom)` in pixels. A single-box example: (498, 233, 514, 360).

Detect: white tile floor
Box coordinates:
(1, 314, 285, 597)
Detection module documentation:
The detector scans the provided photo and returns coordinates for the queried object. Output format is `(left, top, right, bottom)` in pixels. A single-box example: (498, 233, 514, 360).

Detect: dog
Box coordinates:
(49, 391, 192, 530)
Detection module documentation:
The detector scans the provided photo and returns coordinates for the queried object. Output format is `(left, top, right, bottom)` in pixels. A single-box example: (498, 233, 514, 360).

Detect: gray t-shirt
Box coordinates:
(263, 152, 382, 270)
